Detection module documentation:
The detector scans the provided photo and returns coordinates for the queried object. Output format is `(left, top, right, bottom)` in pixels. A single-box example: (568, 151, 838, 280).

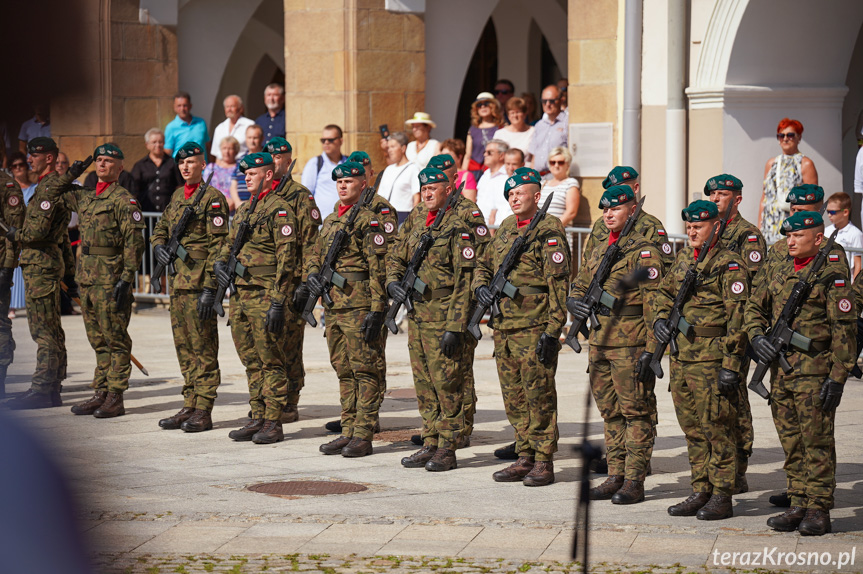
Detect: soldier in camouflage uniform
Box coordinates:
(304, 161, 388, 458)
(387, 167, 476, 472)
(744, 211, 855, 536)
(0, 172, 24, 398)
(4, 138, 72, 409)
(215, 152, 300, 445)
(652, 200, 748, 520)
(474, 168, 570, 487)
(568, 185, 665, 504)
(152, 142, 228, 432)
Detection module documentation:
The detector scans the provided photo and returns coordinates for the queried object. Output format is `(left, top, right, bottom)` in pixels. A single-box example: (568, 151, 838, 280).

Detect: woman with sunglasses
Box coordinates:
(540, 146, 581, 227)
(462, 93, 504, 178)
(760, 118, 818, 243)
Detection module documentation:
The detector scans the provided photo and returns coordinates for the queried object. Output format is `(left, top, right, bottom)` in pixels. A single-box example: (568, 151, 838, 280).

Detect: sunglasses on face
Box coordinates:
(11, 162, 26, 168)
(776, 132, 798, 140)
(541, 98, 559, 105)
(494, 89, 512, 95)
(477, 101, 491, 108)
(320, 138, 340, 144)
(827, 210, 843, 215)
(483, 149, 499, 156)
(548, 160, 566, 166)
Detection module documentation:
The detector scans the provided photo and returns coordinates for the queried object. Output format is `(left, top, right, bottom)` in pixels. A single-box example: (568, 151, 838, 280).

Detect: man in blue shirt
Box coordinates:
(164, 92, 209, 156)
(301, 124, 347, 220)
(255, 83, 286, 142)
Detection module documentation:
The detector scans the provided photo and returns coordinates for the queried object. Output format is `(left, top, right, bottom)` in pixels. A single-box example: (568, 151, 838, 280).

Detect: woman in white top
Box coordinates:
(378, 131, 420, 223)
(492, 97, 535, 155)
(405, 112, 440, 169)
(539, 146, 581, 226)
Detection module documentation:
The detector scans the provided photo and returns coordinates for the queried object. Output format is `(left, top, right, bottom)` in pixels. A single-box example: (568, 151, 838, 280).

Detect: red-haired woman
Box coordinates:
(760, 118, 818, 243)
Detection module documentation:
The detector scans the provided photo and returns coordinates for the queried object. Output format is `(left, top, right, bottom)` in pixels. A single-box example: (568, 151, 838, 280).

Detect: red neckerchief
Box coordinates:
(516, 217, 531, 229)
(726, 213, 736, 225)
(38, 171, 52, 182)
(183, 182, 199, 200)
(338, 203, 354, 218)
(271, 178, 281, 190)
(258, 188, 270, 202)
(426, 209, 439, 227)
(95, 181, 113, 196)
(794, 255, 815, 272)
(608, 230, 621, 245)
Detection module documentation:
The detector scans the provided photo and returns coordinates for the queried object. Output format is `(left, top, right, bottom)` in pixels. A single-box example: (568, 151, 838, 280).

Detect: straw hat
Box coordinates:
(405, 112, 437, 129)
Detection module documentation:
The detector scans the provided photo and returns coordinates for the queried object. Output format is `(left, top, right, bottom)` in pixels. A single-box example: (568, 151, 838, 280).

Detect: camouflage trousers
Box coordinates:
(325, 308, 383, 441)
(0, 284, 14, 367)
(375, 328, 388, 419)
(230, 286, 287, 421)
(770, 374, 836, 511)
(493, 326, 559, 461)
(734, 359, 754, 475)
(589, 345, 655, 480)
(283, 317, 306, 405)
(23, 279, 65, 393)
(462, 336, 478, 437)
(80, 284, 133, 393)
(407, 318, 467, 449)
(670, 358, 739, 496)
(170, 289, 220, 411)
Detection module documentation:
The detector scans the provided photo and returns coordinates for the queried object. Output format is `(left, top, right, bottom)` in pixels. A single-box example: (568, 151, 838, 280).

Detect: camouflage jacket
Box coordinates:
(718, 214, 766, 281)
(387, 207, 476, 331)
(653, 245, 749, 371)
(0, 173, 25, 269)
(368, 193, 399, 239)
(217, 190, 300, 305)
(305, 202, 389, 313)
(64, 180, 146, 286)
(583, 209, 673, 266)
(400, 195, 492, 259)
(755, 239, 847, 291)
(853, 268, 863, 312)
(571, 231, 665, 348)
(151, 184, 229, 291)
(744, 255, 856, 384)
(275, 177, 322, 282)
(473, 214, 570, 335)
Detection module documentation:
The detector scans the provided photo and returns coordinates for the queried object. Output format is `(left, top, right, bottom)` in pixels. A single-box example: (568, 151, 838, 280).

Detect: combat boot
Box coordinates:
(401, 445, 437, 468)
(50, 388, 62, 406)
(71, 391, 108, 415)
(0, 364, 7, 399)
(734, 474, 748, 494)
(767, 506, 806, 531)
(667, 492, 711, 516)
(159, 407, 195, 429)
(523, 460, 554, 486)
(181, 410, 213, 433)
(342, 437, 373, 458)
(320, 435, 351, 455)
(93, 392, 125, 418)
(492, 456, 535, 482)
(611, 480, 645, 505)
(228, 419, 264, 441)
(769, 491, 792, 507)
(5, 389, 55, 410)
(325, 419, 342, 432)
(425, 448, 457, 472)
(798, 509, 831, 536)
(252, 419, 284, 444)
(589, 475, 624, 500)
(696, 494, 733, 520)
(280, 403, 299, 424)
(494, 442, 518, 460)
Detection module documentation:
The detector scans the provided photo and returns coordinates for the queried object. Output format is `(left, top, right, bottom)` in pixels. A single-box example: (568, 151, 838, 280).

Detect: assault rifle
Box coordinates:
(563, 197, 644, 352)
(466, 193, 554, 340)
(748, 229, 839, 399)
(150, 172, 214, 294)
(384, 181, 464, 334)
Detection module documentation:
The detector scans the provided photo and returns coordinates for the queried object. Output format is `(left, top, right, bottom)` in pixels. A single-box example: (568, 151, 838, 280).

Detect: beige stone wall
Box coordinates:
(687, 107, 723, 203)
(284, 0, 424, 175)
(52, 0, 178, 165)
(641, 105, 666, 217)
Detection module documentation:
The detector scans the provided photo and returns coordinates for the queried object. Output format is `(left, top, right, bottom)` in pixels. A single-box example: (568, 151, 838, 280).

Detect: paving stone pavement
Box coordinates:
(3, 306, 863, 573)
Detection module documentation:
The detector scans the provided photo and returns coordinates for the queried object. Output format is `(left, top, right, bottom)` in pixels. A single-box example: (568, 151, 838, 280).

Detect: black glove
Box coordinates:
(440, 331, 461, 359)
(4, 226, 16, 242)
(153, 244, 172, 267)
(386, 281, 408, 302)
(293, 282, 310, 313)
(197, 288, 216, 321)
(68, 156, 93, 179)
(717, 368, 740, 397)
(62, 274, 79, 300)
(307, 272, 325, 298)
(213, 261, 231, 289)
(265, 300, 285, 333)
(819, 378, 843, 412)
(536, 333, 562, 365)
(751, 335, 778, 364)
(112, 279, 131, 311)
(654, 319, 672, 345)
(361, 311, 385, 343)
(567, 297, 591, 322)
(636, 351, 655, 385)
(475, 285, 494, 308)
(0, 268, 14, 292)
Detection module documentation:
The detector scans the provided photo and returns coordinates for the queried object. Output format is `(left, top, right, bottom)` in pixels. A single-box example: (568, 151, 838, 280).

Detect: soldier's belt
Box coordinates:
(244, 265, 277, 277)
(412, 286, 455, 302)
(25, 241, 57, 249)
(337, 271, 369, 282)
(690, 326, 726, 337)
(81, 246, 121, 256)
(181, 248, 208, 260)
(599, 304, 643, 317)
(516, 286, 549, 295)
(794, 339, 830, 354)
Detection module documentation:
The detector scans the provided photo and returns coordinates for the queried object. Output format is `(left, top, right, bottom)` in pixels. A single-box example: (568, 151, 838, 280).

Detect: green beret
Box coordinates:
(785, 184, 824, 205)
(332, 161, 365, 180)
(347, 151, 370, 166)
(780, 211, 824, 235)
(239, 152, 274, 174)
(94, 143, 124, 160)
(418, 167, 448, 186)
(503, 167, 541, 200)
(264, 137, 292, 155)
(428, 154, 456, 171)
(602, 166, 638, 189)
(704, 173, 743, 194)
(174, 141, 204, 161)
(598, 185, 636, 209)
(27, 137, 58, 154)
(681, 200, 719, 222)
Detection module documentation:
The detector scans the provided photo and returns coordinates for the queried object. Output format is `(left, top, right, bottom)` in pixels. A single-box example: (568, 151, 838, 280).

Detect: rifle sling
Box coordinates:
(25, 241, 58, 249)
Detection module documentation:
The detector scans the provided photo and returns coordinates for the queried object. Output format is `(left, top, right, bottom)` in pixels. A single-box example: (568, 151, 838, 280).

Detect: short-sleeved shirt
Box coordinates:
(18, 116, 51, 143)
(210, 116, 256, 160)
(528, 110, 568, 174)
(825, 222, 863, 268)
(300, 154, 347, 221)
(164, 115, 209, 152)
(475, 166, 507, 222)
(377, 161, 419, 212)
(255, 108, 286, 142)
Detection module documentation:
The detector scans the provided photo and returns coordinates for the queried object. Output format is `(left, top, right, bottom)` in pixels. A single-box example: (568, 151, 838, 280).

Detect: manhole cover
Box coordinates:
(247, 481, 367, 496)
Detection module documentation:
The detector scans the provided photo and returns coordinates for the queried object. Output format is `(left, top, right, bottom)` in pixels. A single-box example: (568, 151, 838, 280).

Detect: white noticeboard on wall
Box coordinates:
(569, 123, 613, 178)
